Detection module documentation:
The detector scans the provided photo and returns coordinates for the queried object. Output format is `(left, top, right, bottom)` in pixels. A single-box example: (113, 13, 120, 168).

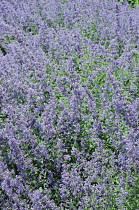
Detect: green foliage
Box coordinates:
(124, 174, 139, 209)
(0, 113, 8, 125)
(0, 45, 7, 55)
(2, 35, 16, 44)
(117, 0, 139, 9)
(81, 21, 101, 44)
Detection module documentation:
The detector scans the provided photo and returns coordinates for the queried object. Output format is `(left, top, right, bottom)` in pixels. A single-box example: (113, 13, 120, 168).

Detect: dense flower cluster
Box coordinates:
(0, 0, 139, 209)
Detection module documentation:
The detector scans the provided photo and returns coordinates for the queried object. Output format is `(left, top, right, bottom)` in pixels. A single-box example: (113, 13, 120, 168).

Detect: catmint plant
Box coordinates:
(0, 0, 139, 209)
